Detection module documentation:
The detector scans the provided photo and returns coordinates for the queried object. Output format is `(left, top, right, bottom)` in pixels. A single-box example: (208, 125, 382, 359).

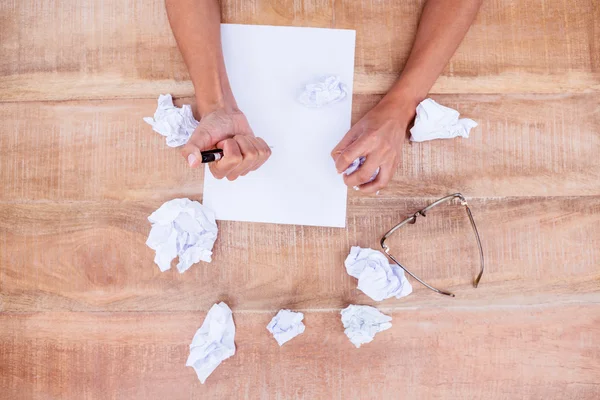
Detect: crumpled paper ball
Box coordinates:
(143, 94, 199, 147)
(410, 98, 477, 142)
(186, 302, 236, 384)
(341, 304, 392, 348)
(298, 75, 348, 108)
(267, 309, 306, 346)
(345, 246, 412, 301)
(146, 198, 218, 273)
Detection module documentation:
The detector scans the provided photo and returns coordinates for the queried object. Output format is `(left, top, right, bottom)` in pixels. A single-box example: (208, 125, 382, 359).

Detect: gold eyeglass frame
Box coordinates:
(380, 193, 484, 297)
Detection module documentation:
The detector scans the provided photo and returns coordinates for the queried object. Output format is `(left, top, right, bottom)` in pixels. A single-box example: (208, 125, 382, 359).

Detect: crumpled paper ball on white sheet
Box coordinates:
(341, 305, 392, 348)
(410, 98, 477, 142)
(186, 302, 236, 384)
(298, 76, 348, 108)
(267, 309, 306, 346)
(143, 94, 198, 147)
(146, 198, 218, 273)
(345, 246, 412, 301)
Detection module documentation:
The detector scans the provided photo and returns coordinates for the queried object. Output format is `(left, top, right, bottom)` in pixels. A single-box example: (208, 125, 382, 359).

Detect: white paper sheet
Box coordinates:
(202, 24, 356, 228)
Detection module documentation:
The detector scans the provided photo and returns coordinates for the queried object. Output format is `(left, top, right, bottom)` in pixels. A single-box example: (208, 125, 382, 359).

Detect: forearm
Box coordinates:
(165, 0, 236, 117)
(388, 0, 482, 115)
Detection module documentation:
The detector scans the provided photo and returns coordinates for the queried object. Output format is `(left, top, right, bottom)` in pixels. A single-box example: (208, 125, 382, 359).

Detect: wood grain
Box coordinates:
(0, 99, 204, 202)
(2, 197, 598, 312)
(1, 0, 599, 102)
(1, 307, 599, 399)
(337, 0, 600, 94)
(1, 0, 599, 398)
(1, 94, 598, 203)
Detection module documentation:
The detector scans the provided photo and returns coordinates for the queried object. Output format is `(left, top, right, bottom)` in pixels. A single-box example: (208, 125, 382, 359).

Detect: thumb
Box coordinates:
(181, 127, 214, 168)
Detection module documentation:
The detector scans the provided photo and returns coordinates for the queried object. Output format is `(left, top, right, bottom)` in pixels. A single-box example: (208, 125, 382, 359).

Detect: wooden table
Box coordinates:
(1, 1, 599, 398)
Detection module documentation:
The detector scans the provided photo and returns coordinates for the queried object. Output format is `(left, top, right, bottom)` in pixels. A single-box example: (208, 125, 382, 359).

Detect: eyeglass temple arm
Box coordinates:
(425, 193, 485, 288)
(380, 193, 485, 296)
(384, 250, 456, 297)
(464, 203, 484, 288)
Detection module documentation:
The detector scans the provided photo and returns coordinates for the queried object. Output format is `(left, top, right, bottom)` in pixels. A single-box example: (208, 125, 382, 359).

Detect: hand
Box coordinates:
(331, 96, 413, 194)
(182, 109, 271, 180)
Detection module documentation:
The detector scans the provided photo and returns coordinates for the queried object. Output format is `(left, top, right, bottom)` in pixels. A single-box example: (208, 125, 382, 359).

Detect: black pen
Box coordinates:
(200, 149, 223, 163)
(201, 146, 274, 163)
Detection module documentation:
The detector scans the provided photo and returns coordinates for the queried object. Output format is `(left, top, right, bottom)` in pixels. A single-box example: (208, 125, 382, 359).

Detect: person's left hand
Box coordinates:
(331, 96, 414, 194)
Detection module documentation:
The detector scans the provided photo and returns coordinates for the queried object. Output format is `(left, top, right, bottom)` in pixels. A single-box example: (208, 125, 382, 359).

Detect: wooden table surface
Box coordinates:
(1, 1, 599, 399)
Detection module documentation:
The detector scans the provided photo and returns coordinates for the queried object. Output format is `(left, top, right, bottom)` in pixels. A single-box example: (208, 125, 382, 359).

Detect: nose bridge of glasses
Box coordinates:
(381, 215, 418, 245)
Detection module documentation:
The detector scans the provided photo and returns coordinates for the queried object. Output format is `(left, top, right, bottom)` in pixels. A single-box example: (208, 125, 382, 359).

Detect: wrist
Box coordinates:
(379, 87, 419, 124)
(196, 91, 238, 118)
(194, 72, 238, 118)
(195, 95, 227, 118)
(384, 76, 430, 121)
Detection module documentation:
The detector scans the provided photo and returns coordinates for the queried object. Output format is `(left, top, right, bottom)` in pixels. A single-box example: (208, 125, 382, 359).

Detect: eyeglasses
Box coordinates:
(380, 193, 484, 297)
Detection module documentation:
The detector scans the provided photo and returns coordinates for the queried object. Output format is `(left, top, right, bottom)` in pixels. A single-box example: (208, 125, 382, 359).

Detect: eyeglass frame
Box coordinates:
(380, 193, 484, 297)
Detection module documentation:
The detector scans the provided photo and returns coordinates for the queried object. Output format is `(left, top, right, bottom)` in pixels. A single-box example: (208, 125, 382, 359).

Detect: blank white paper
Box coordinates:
(202, 24, 356, 228)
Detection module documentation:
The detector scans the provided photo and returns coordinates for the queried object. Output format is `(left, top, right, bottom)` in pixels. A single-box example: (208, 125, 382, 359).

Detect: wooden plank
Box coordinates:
(1, 94, 598, 202)
(337, 0, 600, 94)
(368, 93, 600, 198)
(1, 197, 598, 312)
(1, 307, 599, 399)
(1, 0, 599, 102)
(0, 98, 204, 202)
(0, 0, 332, 102)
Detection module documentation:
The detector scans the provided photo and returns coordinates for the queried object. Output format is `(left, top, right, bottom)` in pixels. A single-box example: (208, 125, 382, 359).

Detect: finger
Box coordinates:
(181, 126, 213, 168)
(227, 135, 260, 179)
(248, 137, 272, 172)
(333, 132, 377, 173)
(357, 163, 394, 194)
(343, 152, 382, 188)
(209, 138, 242, 179)
(331, 123, 362, 159)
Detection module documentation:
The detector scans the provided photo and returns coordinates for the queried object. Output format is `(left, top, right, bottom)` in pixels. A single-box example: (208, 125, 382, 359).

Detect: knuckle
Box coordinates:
(246, 150, 259, 162)
(365, 133, 378, 145)
(338, 154, 353, 168)
(230, 153, 243, 164)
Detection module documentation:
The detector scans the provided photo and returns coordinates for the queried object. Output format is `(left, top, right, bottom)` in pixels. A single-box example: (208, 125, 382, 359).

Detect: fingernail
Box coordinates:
(376, 191, 380, 196)
(353, 186, 360, 191)
(187, 154, 197, 166)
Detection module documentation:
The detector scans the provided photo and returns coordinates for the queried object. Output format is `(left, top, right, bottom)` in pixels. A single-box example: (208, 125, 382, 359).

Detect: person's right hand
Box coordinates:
(182, 109, 271, 180)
